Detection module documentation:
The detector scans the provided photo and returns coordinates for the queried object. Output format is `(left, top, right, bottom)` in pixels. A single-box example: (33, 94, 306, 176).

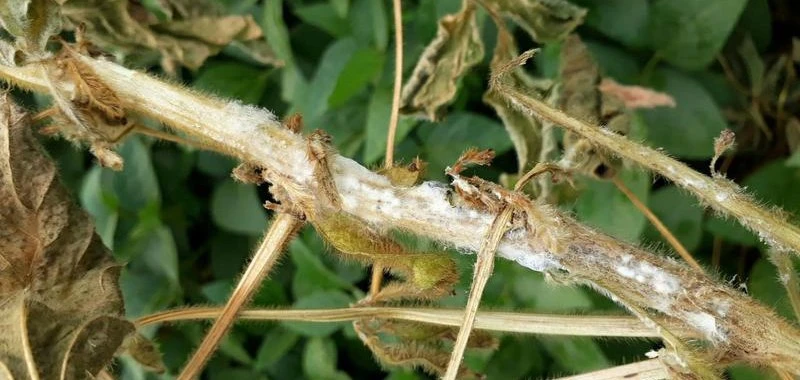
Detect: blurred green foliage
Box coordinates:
(38, 0, 799, 378)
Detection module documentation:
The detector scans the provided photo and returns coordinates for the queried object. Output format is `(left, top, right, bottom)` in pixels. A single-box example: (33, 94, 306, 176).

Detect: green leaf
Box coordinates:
(330, 0, 350, 18)
(513, 273, 593, 312)
(647, 0, 748, 70)
(329, 48, 385, 108)
(419, 112, 513, 178)
(584, 40, 641, 84)
(539, 337, 611, 374)
(119, 224, 181, 318)
(195, 150, 237, 178)
(210, 179, 268, 235)
(193, 61, 270, 104)
(261, 0, 308, 103)
(640, 68, 728, 159)
(737, 0, 772, 52)
(140, 0, 172, 22)
(283, 290, 352, 337)
(290, 235, 353, 298)
(201, 279, 234, 304)
(576, 167, 650, 243)
(643, 186, 704, 252)
(210, 232, 252, 279)
(254, 327, 301, 371)
(350, 0, 388, 51)
(484, 337, 541, 379)
(705, 217, 759, 247)
(303, 338, 351, 380)
(113, 137, 161, 211)
(572, 0, 649, 48)
(297, 38, 359, 128)
(728, 363, 780, 380)
(748, 258, 797, 321)
(364, 87, 418, 164)
(80, 166, 119, 248)
(293, 3, 351, 37)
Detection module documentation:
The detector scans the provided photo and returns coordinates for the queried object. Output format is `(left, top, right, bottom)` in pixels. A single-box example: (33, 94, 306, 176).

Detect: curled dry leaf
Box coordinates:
(484, 0, 586, 43)
(400, 1, 484, 120)
(598, 78, 677, 109)
(559, 34, 629, 179)
(56, 0, 280, 72)
(483, 10, 555, 174)
(0, 0, 62, 56)
(0, 94, 135, 378)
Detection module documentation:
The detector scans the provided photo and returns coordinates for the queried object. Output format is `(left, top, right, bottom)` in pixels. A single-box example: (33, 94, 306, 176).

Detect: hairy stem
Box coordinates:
(178, 213, 301, 379)
(2, 59, 800, 373)
(136, 306, 694, 338)
(558, 358, 667, 380)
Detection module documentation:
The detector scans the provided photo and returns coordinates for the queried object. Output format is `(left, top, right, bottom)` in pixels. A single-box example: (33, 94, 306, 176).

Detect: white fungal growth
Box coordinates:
(685, 312, 726, 342)
(616, 259, 681, 295)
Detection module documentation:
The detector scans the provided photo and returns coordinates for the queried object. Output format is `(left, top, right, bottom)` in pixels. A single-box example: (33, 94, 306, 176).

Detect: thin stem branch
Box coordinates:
(372, 0, 406, 296)
(558, 358, 667, 380)
(496, 80, 800, 257)
(611, 175, 703, 272)
(178, 213, 301, 379)
(135, 306, 692, 338)
(769, 251, 800, 322)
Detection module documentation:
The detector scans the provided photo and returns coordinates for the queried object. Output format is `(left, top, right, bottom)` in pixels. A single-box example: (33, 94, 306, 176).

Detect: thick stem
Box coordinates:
(558, 358, 667, 380)
(2, 60, 800, 373)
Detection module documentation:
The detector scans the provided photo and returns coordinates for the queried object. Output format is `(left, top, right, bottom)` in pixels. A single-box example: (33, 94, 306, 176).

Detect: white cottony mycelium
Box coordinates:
(615, 255, 681, 296)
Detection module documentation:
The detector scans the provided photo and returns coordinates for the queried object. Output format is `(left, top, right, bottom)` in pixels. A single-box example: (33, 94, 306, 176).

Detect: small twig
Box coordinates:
(712, 237, 723, 269)
(769, 250, 800, 322)
(557, 358, 667, 380)
(372, 0, 406, 296)
(96, 369, 115, 380)
(178, 213, 302, 379)
(443, 164, 554, 380)
(611, 175, 703, 272)
(135, 306, 691, 337)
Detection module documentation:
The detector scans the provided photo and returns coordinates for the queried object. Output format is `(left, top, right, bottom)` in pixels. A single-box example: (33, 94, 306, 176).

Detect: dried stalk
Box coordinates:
(136, 306, 696, 338)
(2, 58, 800, 373)
(178, 213, 301, 379)
(558, 358, 667, 380)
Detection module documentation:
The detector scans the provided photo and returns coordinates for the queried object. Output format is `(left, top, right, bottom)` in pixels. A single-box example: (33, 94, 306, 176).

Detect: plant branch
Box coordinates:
(768, 250, 800, 322)
(2, 59, 800, 373)
(558, 358, 667, 380)
(178, 213, 301, 379)
(496, 80, 800, 257)
(135, 306, 695, 338)
(372, 0, 406, 297)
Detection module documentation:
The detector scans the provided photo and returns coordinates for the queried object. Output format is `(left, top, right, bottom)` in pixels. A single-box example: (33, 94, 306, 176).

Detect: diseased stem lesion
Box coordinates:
(3, 56, 800, 375)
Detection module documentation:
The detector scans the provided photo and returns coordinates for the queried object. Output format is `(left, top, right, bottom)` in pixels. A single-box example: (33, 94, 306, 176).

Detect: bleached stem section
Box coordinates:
(2, 59, 800, 374)
(558, 358, 667, 380)
(136, 307, 696, 338)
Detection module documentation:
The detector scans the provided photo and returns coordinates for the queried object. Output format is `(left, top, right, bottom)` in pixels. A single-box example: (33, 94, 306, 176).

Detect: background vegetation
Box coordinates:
(22, 0, 800, 378)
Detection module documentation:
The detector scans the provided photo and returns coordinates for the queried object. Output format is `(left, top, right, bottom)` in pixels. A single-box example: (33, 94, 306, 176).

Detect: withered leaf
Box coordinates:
(483, 18, 554, 174)
(485, 0, 586, 43)
(57, 0, 280, 72)
(0, 94, 135, 378)
(400, 1, 484, 120)
(559, 34, 629, 179)
(0, 0, 62, 55)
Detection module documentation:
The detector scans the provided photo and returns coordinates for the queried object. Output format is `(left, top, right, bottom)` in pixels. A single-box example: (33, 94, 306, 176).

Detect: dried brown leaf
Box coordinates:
(0, 94, 134, 378)
(485, 0, 586, 43)
(599, 78, 677, 109)
(400, 1, 484, 120)
(57, 0, 280, 71)
(483, 12, 554, 173)
(559, 35, 629, 179)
